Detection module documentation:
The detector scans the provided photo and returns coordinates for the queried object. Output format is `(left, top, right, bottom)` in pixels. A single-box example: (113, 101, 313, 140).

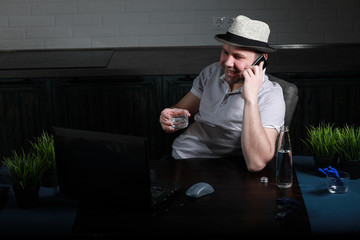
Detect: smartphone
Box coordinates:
(239, 54, 267, 81)
(252, 54, 267, 68)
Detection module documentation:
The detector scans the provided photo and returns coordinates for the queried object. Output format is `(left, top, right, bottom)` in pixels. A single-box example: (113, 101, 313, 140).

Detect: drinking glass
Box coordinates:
(327, 171, 350, 194)
(171, 114, 188, 129)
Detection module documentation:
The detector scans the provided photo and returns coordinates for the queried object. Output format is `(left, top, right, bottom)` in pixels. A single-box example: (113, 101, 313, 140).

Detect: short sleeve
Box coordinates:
(190, 62, 222, 100)
(259, 82, 286, 132)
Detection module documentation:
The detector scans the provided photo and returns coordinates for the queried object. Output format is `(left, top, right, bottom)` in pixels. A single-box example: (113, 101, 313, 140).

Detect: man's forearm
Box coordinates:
(241, 101, 275, 172)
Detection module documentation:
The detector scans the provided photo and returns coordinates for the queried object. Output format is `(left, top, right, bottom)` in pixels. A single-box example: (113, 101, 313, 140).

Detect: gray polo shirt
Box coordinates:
(172, 62, 285, 159)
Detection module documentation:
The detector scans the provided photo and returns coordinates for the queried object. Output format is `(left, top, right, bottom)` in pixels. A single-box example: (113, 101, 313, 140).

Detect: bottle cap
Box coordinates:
(260, 176, 268, 183)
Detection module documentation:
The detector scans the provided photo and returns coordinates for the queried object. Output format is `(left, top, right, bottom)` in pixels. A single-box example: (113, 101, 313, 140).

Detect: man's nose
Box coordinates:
(224, 56, 235, 67)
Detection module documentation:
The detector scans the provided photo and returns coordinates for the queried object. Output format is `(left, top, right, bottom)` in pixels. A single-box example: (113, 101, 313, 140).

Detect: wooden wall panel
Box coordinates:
(1, 46, 360, 161)
(162, 73, 360, 157)
(273, 72, 360, 155)
(52, 76, 163, 158)
(0, 78, 52, 159)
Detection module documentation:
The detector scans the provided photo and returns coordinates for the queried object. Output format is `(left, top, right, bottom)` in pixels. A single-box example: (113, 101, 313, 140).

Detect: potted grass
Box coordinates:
(302, 122, 339, 172)
(29, 130, 58, 187)
(3, 149, 48, 208)
(336, 125, 360, 179)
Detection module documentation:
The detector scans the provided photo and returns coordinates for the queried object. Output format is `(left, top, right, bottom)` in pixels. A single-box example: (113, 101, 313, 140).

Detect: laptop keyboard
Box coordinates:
(151, 183, 181, 207)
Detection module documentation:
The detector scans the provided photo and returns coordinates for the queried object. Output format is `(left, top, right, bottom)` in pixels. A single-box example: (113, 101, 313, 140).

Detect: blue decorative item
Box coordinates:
(274, 198, 299, 220)
(318, 166, 344, 186)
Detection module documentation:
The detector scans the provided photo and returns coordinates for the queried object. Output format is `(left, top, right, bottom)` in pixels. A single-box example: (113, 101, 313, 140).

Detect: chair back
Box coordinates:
(268, 74, 299, 126)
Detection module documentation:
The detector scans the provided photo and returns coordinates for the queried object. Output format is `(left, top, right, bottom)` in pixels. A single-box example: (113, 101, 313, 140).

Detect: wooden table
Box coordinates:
(73, 158, 311, 236)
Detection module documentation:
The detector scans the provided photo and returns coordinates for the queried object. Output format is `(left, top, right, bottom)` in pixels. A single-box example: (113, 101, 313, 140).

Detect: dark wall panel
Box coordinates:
(273, 72, 360, 155)
(52, 76, 163, 158)
(0, 46, 360, 161)
(0, 78, 52, 158)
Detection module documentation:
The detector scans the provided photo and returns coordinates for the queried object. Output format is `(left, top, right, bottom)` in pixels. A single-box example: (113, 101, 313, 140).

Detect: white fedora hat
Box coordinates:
(214, 15, 276, 53)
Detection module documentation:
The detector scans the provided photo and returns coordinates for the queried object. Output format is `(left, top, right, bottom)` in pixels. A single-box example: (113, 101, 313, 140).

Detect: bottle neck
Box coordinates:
(279, 125, 291, 151)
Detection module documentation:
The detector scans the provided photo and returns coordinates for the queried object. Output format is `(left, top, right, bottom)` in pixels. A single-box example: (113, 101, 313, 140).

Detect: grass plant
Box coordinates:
(2, 130, 55, 190)
(336, 125, 360, 161)
(29, 130, 56, 169)
(302, 122, 338, 159)
(3, 149, 47, 190)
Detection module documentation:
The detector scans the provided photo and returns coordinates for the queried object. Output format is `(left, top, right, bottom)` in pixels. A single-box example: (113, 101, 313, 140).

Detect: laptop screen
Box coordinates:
(52, 127, 152, 209)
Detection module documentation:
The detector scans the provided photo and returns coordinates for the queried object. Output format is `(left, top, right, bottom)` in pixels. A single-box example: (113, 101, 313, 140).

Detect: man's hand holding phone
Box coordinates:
(242, 59, 265, 103)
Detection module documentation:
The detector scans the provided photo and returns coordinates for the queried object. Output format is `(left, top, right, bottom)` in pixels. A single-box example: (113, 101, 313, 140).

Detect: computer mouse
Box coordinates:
(185, 182, 214, 199)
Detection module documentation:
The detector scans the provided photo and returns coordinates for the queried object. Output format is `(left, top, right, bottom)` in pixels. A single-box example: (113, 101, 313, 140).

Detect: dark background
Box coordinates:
(0, 44, 359, 161)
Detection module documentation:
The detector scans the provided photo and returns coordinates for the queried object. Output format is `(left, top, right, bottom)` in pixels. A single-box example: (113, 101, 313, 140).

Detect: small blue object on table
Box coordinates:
(294, 156, 360, 236)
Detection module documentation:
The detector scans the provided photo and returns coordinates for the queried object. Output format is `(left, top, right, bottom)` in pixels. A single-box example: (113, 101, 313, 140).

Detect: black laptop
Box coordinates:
(52, 127, 181, 212)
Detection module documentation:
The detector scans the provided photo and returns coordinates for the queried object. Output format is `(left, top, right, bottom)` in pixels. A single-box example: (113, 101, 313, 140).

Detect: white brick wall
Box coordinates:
(0, 0, 359, 50)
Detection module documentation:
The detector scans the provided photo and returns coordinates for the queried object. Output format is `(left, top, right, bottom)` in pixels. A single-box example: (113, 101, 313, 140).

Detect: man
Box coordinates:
(159, 15, 285, 172)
